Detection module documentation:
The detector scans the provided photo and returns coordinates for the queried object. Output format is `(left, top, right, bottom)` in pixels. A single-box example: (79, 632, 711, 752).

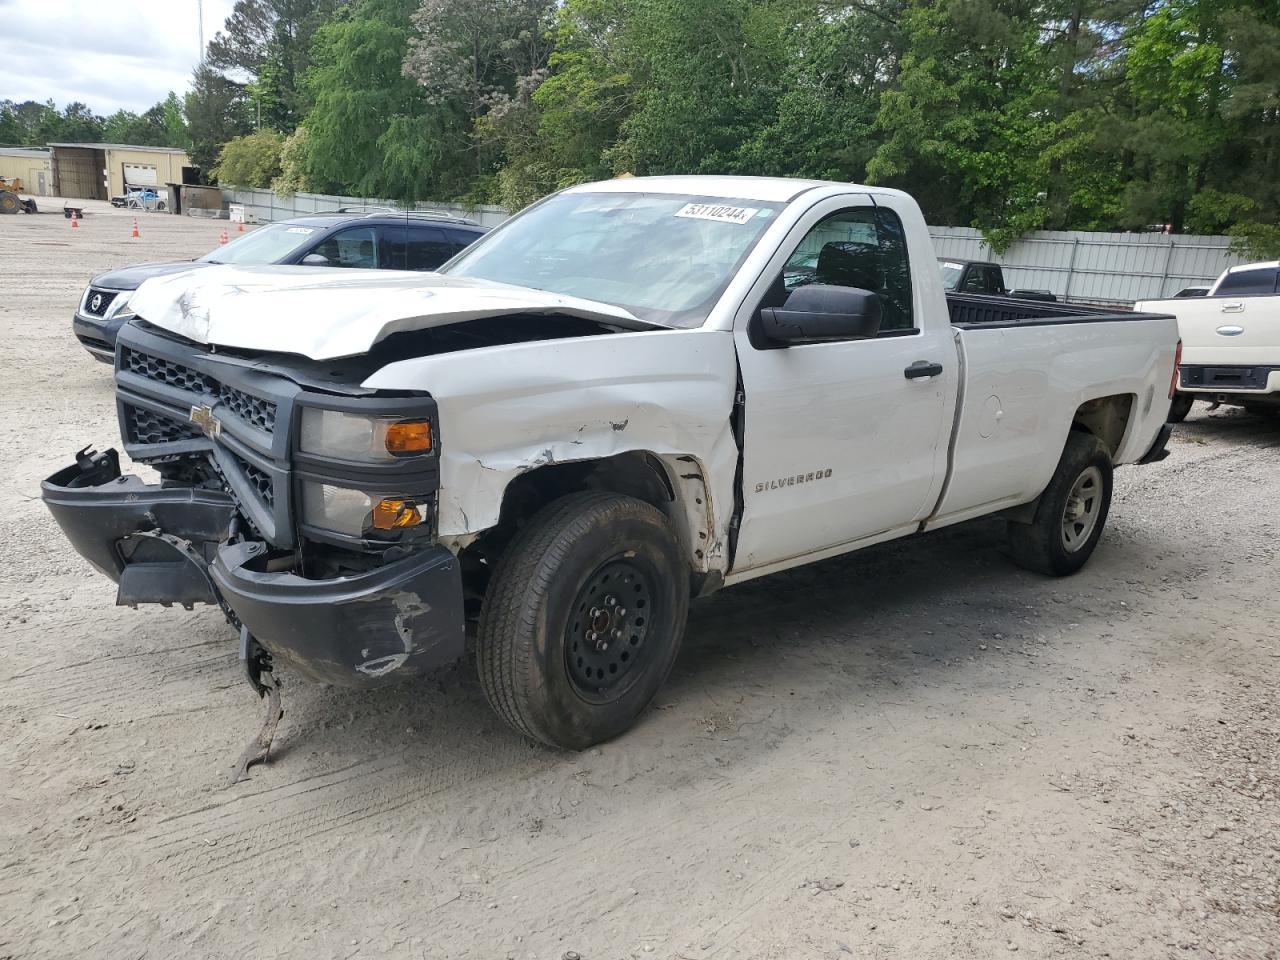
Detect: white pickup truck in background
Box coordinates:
(1137, 260, 1280, 421)
(43, 176, 1179, 753)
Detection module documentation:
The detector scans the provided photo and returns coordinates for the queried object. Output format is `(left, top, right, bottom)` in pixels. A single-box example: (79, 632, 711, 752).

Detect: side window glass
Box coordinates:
(781, 208, 879, 295)
(309, 227, 377, 269)
(404, 226, 453, 270)
(960, 268, 986, 292)
(378, 224, 408, 270)
(769, 206, 914, 333)
(1217, 269, 1278, 296)
(873, 208, 914, 331)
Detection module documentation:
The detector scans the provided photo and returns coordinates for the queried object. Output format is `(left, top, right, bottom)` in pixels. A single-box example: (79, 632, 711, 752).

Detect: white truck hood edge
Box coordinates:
(129, 264, 650, 360)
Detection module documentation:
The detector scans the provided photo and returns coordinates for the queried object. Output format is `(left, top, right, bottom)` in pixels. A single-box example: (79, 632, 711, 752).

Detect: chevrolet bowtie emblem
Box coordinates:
(189, 404, 221, 438)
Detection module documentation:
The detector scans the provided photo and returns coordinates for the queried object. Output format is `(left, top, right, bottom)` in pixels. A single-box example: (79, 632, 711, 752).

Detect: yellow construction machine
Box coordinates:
(0, 177, 38, 214)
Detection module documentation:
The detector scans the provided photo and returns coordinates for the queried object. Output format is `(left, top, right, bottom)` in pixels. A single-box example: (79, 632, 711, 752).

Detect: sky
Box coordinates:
(0, 0, 239, 114)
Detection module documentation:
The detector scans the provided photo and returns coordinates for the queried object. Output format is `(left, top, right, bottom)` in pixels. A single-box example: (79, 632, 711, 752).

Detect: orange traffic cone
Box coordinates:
(219, 228, 229, 245)
(131, 218, 140, 239)
(70, 210, 79, 229)
(237, 220, 245, 233)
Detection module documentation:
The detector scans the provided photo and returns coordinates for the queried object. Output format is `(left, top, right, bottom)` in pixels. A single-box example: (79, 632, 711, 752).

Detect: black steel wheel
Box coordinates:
(477, 492, 689, 749)
(565, 559, 655, 701)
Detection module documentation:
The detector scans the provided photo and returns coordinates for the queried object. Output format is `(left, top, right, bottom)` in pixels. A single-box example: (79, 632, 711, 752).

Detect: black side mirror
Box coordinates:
(759, 284, 882, 345)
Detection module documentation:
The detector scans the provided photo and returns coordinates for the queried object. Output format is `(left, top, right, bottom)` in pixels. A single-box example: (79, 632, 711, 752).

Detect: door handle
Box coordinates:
(1220, 302, 1245, 313)
(904, 360, 944, 380)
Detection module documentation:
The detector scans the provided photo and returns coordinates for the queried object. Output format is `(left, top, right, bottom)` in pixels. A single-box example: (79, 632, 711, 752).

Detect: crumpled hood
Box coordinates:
(129, 264, 649, 360)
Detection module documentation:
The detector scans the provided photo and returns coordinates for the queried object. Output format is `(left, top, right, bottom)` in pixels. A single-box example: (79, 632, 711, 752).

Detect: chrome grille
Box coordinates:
(84, 288, 118, 317)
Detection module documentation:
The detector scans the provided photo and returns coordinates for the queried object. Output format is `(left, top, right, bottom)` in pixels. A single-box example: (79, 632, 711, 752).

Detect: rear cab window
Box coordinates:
(1215, 268, 1279, 297)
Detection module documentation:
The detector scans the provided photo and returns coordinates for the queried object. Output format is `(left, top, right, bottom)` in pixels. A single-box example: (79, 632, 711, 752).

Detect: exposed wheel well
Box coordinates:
(1071, 394, 1133, 457)
(458, 452, 714, 615)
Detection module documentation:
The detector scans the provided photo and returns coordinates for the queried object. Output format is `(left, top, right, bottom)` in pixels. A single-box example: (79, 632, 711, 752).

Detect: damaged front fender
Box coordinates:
(363, 328, 740, 574)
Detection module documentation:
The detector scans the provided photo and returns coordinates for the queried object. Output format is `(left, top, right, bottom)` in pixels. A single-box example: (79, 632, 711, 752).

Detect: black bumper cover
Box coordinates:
(211, 541, 465, 687)
(42, 449, 466, 687)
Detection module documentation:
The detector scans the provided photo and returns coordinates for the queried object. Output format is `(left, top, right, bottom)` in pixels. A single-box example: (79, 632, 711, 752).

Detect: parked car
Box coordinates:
(43, 176, 1178, 757)
(1135, 261, 1280, 421)
(939, 259, 1059, 301)
(72, 211, 488, 361)
(110, 186, 167, 211)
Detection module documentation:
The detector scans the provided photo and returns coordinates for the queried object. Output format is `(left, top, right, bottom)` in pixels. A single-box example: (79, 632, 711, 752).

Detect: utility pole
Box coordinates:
(197, 0, 205, 64)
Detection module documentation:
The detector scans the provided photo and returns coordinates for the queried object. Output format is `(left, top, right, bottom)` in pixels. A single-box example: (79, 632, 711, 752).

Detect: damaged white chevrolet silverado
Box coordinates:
(44, 176, 1180, 757)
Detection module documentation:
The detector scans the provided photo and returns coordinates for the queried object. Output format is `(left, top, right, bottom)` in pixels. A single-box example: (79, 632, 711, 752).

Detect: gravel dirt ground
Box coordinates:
(1, 204, 1278, 960)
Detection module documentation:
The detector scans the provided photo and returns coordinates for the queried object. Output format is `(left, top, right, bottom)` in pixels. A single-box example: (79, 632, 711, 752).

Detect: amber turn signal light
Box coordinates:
(370, 498, 424, 530)
(384, 419, 432, 455)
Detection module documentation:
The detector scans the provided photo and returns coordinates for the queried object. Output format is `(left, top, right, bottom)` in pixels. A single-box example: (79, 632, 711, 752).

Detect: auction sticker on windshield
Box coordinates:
(675, 202, 761, 225)
(285, 227, 315, 234)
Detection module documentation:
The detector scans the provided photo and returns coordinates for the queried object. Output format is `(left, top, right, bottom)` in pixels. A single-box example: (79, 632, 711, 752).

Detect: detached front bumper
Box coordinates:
(41, 448, 466, 687)
(212, 541, 465, 687)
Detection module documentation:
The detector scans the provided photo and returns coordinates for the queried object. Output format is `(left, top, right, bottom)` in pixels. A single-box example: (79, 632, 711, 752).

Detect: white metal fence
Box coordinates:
(928, 226, 1247, 304)
(223, 187, 1248, 305)
(222, 187, 510, 228)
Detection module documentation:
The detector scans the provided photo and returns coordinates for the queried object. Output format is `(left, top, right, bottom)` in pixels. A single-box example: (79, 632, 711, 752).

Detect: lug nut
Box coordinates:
(604, 595, 616, 606)
(615, 606, 626, 618)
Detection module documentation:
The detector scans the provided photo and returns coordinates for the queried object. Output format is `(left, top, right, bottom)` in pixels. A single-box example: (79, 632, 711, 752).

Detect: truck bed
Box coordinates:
(947, 293, 1162, 328)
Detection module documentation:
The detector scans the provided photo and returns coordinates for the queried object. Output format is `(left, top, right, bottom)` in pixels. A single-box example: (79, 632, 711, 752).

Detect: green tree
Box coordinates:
(186, 65, 255, 174)
(301, 0, 465, 201)
(207, 0, 342, 131)
(212, 129, 286, 186)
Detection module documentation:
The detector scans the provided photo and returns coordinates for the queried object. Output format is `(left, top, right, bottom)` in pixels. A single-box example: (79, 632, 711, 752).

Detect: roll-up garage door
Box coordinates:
(123, 163, 158, 186)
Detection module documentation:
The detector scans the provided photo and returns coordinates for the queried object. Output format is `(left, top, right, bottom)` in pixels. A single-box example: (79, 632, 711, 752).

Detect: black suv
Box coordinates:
(73, 211, 488, 361)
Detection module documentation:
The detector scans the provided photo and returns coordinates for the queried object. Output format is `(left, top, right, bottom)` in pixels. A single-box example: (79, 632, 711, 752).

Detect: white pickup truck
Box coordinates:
(43, 176, 1179, 753)
(1136, 261, 1280, 421)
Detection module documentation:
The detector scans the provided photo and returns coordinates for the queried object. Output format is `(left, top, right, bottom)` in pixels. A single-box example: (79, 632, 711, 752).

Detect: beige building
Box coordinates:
(48, 143, 194, 201)
(0, 147, 53, 195)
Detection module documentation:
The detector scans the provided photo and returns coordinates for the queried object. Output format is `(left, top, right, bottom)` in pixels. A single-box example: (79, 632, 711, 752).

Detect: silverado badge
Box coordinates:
(189, 404, 222, 438)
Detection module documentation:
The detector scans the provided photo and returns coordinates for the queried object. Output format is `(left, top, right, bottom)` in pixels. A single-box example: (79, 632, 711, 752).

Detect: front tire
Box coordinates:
(1007, 432, 1113, 577)
(476, 492, 689, 749)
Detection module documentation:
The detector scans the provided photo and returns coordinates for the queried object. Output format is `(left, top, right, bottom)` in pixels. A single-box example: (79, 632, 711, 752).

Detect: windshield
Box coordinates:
(200, 222, 323, 265)
(443, 191, 783, 327)
(939, 261, 963, 290)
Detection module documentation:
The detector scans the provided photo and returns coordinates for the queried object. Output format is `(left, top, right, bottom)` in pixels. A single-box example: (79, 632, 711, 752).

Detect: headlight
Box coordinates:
(299, 408, 432, 462)
(106, 292, 135, 320)
(301, 482, 426, 538)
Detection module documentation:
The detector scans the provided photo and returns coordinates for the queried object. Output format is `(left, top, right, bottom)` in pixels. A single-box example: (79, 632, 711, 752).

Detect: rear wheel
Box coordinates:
(476, 492, 689, 749)
(1007, 432, 1113, 576)
(0, 191, 19, 215)
(1167, 392, 1194, 423)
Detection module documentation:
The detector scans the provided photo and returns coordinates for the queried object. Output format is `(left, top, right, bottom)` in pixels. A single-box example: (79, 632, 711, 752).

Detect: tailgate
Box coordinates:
(1138, 296, 1280, 366)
